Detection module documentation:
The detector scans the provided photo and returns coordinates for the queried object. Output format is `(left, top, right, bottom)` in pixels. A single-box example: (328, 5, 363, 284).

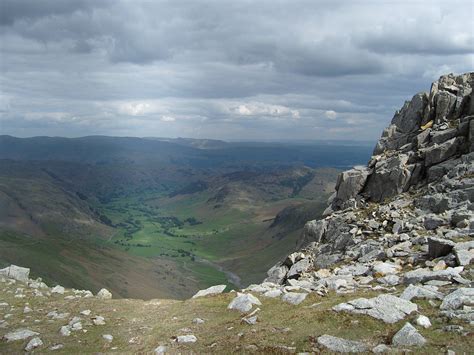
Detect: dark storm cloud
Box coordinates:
(0, 0, 473, 141)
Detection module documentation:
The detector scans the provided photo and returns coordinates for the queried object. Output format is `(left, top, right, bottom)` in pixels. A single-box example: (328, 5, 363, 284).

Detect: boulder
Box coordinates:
(3, 329, 39, 342)
(287, 258, 312, 279)
(96, 288, 112, 300)
(428, 237, 455, 258)
(176, 335, 197, 343)
(391, 322, 426, 347)
(400, 284, 444, 301)
(403, 267, 462, 284)
(281, 292, 307, 305)
(391, 93, 428, 133)
(192, 285, 227, 298)
(302, 219, 327, 244)
(227, 293, 261, 312)
(264, 264, 289, 285)
(25, 337, 43, 351)
(332, 166, 371, 208)
(51, 285, 65, 294)
(423, 137, 465, 167)
(317, 334, 369, 353)
(0, 265, 30, 282)
(364, 154, 413, 202)
(416, 315, 432, 329)
(440, 288, 474, 310)
(333, 294, 417, 323)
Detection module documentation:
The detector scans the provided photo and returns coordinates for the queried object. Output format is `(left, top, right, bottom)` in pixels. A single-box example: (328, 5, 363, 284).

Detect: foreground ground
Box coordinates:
(0, 275, 472, 354)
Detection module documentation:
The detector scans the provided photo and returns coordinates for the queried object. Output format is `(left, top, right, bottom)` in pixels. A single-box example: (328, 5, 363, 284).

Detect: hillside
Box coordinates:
(0, 138, 370, 298)
(0, 72, 472, 353)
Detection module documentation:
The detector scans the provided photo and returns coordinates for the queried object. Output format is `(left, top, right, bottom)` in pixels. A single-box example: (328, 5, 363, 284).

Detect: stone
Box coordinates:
(281, 292, 307, 305)
(3, 329, 39, 342)
(176, 334, 197, 343)
(59, 326, 71, 337)
(377, 274, 400, 286)
(0, 265, 30, 282)
(454, 248, 474, 266)
(192, 318, 205, 324)
(424, 215, 446, 230)
(332, 166, 371, 208)
(264, 265, 289, 285)
(415, 315, 432, 328)
(424, 137, 465, 167)
(400, 284, 444, 301)
(373, 262, 401, 276)
(428, 237, 455, 258)
(403, 267, 462, 284)
(103, 334, 113, 342)
(96, 288, 112, 299)
(49, 344, 64, 351)
(263, 289, 282, 298)
(51, 285, 65, 294)
(242, 315, 258, 325)
(317, 334, 369, 353)
(391, 322, 426, 347)
(227, 293, 261, 312)
(333, 294, 417, 323)
(93, 316, 106, 325)
(287, 258, 312, 279)
(364, 154, 413, 202)
(80, 309, 91, 316)
(154, 345, 167, 354)
(302, 219, 327, 244)
(192, 284, 227, 298)
(391, 92, 427, 133)
(440, 288, 474, 310)
(25, 337, 43, 351)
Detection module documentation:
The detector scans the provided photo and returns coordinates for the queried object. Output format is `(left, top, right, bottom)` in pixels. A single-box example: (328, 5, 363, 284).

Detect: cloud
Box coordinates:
(0, 0, 472, 141)
(325, 110, 337, 120)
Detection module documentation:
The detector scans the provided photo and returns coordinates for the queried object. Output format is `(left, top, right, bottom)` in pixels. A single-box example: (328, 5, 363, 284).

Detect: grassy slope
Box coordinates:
(0, 281, 471, 354)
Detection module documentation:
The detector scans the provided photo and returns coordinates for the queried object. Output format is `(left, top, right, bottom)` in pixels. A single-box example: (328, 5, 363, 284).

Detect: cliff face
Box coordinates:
(259, 73, 473, 330)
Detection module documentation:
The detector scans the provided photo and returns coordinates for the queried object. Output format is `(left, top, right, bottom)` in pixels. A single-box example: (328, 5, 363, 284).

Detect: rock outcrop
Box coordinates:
(258, 72, 474, 349)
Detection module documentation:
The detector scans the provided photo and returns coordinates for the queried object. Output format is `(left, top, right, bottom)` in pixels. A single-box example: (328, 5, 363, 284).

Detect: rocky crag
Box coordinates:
(0, 73, 473, 354)
(258, 72, 474, 350)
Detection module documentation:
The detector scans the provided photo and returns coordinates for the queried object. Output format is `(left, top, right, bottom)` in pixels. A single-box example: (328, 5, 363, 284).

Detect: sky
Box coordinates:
(0, 0, 473, 141)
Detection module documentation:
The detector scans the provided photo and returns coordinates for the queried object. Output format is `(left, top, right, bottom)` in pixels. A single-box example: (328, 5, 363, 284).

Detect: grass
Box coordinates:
(0, 280, 472, 354)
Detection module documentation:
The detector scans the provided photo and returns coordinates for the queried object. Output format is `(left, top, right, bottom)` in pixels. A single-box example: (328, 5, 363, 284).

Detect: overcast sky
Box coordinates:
(0, 0, 472, 141)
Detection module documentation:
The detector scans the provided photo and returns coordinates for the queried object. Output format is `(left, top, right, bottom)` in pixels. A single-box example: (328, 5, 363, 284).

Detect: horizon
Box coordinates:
(1, 1, 473, 141)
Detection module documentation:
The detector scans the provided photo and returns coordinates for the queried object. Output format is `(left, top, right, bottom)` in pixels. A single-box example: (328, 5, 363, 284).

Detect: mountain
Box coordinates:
(0, 137, 372, 299)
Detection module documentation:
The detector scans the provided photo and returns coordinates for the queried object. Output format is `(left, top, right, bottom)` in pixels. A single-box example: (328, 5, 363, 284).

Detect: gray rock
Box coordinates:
(391, 322, 426, 347)
(192, 285, 227, 298)
(377, 274, 400, 286)
(51, 285, 65, 294)
(454, 249, 474, 266)
(25, 337, 43, 351)
(400, 284, 444, 301)
(3, 329, 39, 342)
(263, 289, 282, 298)
(227, 293, 261, 312)
(317, 334, 369, 353)
(154, 345, 167, 354)
(302, 219, 327, 244)
(415, 315, 432, 329)
(403, 267, 462, 284)
(264, 265, 289, 285)
(372, 344, 392, 353)
(96, 288, 112, 299)
(287, 258, 312, 278)
(0, 265, 30, 282)
(333, 294, 417, 323)
(332, 166, 371, 208)
(423, 137, 465, 167)
(428, 237, 455, 258)
(102, 334, 113, 342)
(176, 334, 197, 343)
(281, 292, 307, 305)
(364, 154, 413, 202)
(424, 215, 446, 230)
(440, 288, 474, 310)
